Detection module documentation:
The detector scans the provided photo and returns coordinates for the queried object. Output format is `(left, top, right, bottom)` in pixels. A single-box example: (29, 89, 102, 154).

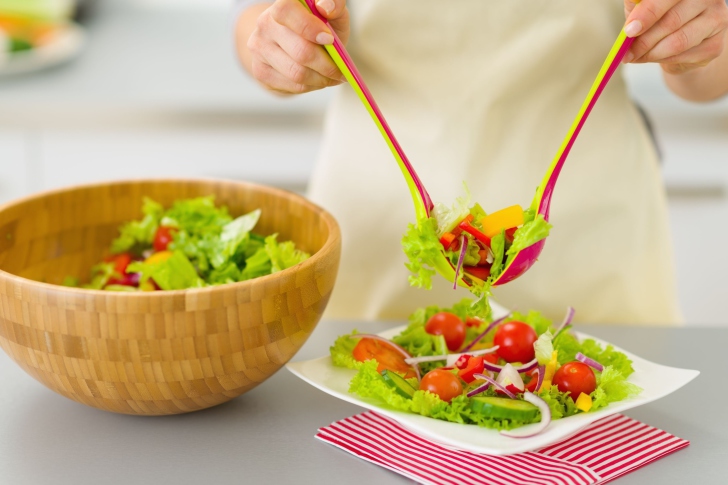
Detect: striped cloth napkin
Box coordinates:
(315, 412, 689, 485)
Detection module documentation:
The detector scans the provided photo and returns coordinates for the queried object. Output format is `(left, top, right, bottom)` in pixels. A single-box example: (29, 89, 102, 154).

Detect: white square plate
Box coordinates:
(287, 327, 699, 455)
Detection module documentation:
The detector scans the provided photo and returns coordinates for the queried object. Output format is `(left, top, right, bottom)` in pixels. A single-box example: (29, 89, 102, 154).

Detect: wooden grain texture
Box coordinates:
(0, 179, 341, 415)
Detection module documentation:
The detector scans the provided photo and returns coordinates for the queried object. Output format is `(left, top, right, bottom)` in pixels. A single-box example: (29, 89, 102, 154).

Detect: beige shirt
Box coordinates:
(307, 0, 682, 325)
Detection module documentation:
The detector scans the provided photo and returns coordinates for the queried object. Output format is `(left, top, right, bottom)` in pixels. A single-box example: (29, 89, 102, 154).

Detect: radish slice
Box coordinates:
(404, 346, 499, 367)
(482, 358, 538, 374)
(496, 363, 525, 393)
(453, 235, 468, 289)
(460, 313, 511, 352)
(500, 392, 552, 438)
(473, 373, 516, 399)
(349, 334, 420, 381)
(576, 352, 604, 372)
(553, 307, 575, 338)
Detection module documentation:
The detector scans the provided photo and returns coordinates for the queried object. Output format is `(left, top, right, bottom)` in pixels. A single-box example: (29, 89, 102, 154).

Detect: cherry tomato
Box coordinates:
(552, 361, 597, 401)
(523, 368, 541, 392)
(419, 369, 463, 402)
(457, 356, 485, 383)
(425, 312, 466, 351)
(463, 265, 490, 281)
(352, 338, 416, 379)
(505, 227, 518, 243)
(493, 321, 538, 363)
(153, 226, 177, 252)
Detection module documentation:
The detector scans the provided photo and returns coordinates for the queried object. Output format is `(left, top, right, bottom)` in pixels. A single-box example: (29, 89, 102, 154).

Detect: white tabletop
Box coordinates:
(0, 319, 720, 485)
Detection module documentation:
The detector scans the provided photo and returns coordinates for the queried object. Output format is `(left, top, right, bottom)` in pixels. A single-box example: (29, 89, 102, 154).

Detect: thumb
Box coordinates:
(315, 0, 347, 20)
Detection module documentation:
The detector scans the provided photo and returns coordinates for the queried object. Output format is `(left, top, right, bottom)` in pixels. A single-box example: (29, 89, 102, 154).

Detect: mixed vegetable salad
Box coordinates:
(330, 299, 641, 437)
(64, 196, 310, 291)
(402, 185, 552, 316)
(0, 11, 62, 56)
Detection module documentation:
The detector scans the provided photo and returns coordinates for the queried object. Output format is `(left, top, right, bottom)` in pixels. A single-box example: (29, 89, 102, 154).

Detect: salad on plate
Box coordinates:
(330, 299, 641, 438)
(64, 196, 310, 291)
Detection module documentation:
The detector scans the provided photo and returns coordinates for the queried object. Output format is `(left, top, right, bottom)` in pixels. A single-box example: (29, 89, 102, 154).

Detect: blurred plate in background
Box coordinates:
(0, 21, 84, 76)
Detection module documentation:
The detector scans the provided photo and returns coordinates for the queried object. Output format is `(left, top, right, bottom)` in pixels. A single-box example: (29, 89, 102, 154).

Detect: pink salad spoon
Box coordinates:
(302, 0, 634, 290)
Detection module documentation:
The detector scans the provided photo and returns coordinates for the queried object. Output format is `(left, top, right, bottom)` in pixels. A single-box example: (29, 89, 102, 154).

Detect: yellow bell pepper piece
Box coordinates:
(575, 392, 593, 412)
(144, 250, 173, 265)
(480, 205, 525, 238)
(541, 350, 559, 391)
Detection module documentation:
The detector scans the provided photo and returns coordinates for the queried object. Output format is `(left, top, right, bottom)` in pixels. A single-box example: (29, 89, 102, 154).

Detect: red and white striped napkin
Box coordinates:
(315, 412, 688, 485)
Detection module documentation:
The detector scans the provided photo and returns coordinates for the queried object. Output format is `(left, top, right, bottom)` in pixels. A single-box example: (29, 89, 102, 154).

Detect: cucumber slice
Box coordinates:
(470, 396, 539, 421)
(381, 370, 417, 399)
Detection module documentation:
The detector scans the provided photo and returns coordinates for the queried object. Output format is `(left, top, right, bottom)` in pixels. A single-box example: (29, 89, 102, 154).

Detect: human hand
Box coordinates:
(242, 0, 349, 94)
(623, 0, 728, 74)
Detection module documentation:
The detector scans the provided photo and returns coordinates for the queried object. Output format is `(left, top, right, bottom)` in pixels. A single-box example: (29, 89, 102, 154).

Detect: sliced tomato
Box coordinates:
(439, 232, 457, 250)
(451, 214, 474, 238)
(459, 221, 492, 248)
(457, 356, 485, 383)
(463, 265, 490, 281)
(465, 316, 484, 328)
(153, 226, 177, 252)
(352, 338, 416, 379)
(483, 352, 499, 365)
(523, 368, 540, 392)
(105, 252, 132, 275)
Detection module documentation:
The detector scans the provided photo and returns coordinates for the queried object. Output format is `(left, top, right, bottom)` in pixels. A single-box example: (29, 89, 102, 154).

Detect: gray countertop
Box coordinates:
(0, 320, 721, 485)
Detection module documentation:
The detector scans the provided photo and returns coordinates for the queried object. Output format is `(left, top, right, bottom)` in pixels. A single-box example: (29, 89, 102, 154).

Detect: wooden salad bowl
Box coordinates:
(0, 179, 341, 415)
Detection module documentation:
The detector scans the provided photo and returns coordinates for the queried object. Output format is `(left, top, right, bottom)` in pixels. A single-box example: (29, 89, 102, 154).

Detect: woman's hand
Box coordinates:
(623, 0, 728, 75)
(236, 0, 349, 95)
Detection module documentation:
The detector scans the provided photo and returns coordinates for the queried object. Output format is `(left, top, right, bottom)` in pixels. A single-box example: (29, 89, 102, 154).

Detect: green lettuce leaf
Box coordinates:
(110, 197, 164, 254)
(534, 330, 554, 365)
(591, 365, 642, 411)
(265, 234, 310, 273)
(209, 209, 261, 269)
(511, 310, 553, 336)
(402, 217, 441, 290)
(554, 332, 635, 377)
(240, 246, 272, 281)
(207, 261, 241, 285)
(161, 196, 232, 235)
(128, 251, 204, 290)
(330, 332, 363, 370)
(82, 262, 117, 290)
(489, 231, 506, 278)
(505, 213, 552, 266)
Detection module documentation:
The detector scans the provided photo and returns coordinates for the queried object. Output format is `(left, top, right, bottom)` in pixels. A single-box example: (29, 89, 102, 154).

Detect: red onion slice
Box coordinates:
(553, 307, 575, 339)
(576, 352, 604, 372)
(482, 358, 538, 374)
(473, 373, 516, 399)
(534, 365, 545, 393)
(404, 346, 499, 367)
(466, 380, 491, 398)
(496, 363, 525, 392)
(453, 235, 468, 289)
(500, 392, 552, 438)
(460, 313, 511, 352)
(349, 334, 420, 381)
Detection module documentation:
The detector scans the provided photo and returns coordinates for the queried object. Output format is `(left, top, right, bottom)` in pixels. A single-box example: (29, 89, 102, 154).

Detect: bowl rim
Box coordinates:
(0, 177, 341, 297)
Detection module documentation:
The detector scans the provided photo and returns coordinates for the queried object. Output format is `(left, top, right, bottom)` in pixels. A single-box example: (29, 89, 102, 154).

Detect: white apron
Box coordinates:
(307, 0, 682, 325)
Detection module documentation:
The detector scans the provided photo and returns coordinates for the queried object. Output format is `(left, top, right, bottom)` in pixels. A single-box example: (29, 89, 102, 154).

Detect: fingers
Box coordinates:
(624, 0, 682, 38)
(269, 0, 334, 45)
(658, 31, 725, 73)
(633, 13, 717, 62)
(314, 0, 348, 20)
(626, 1, 705, 61)
(246, 0, 348, 94)
(273, 19, 345, 82)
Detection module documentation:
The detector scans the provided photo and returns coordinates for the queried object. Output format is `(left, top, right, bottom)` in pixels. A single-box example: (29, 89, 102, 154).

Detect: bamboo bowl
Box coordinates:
(0, 179, 341, 415)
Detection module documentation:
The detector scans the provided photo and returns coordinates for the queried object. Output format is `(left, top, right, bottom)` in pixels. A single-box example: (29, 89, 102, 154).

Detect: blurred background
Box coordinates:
(1, 0, 726, 326)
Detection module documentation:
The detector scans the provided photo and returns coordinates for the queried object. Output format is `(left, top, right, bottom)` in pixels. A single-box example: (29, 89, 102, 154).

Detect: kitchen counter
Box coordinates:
(0, 320, 719, 485)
